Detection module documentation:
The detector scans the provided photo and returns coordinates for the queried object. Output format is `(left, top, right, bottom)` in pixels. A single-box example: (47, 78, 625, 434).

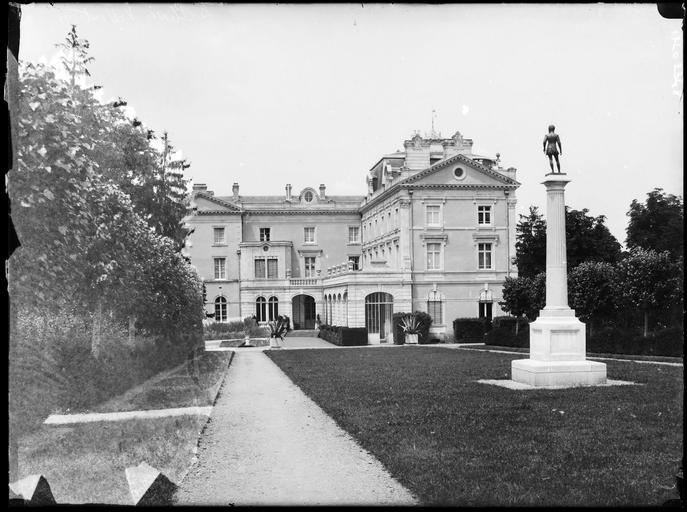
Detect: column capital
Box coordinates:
(541, 173, 571, 189)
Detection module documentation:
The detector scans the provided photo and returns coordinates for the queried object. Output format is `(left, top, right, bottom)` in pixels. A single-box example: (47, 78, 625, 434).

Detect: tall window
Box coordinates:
(256, 296, 267, 322)
(254, 258, 278, 279)
(304, 227, 315, 243)
(268, 296, 279, 321)
(426, 205, 441, 226)
(348, 255, 360, 270)
(478, 206, 492, 225)
(427, 291, 443, 324)
(478, 243, 493, 269)
(254, 258, 266, 279)
(349, 226, 360, 244)
(426, 243, 441, 270)
(214, 296, 227, 322)
(267, 258, 278, 279)
(259, 228, 271, 241)
(304, 256, 316, 278)
(214, 258, 226, 279)
(213, 227, 225, 244)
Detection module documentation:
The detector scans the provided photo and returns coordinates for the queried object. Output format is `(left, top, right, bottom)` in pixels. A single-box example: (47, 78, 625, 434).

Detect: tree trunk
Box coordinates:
(643, 311, 649, 338)
(92, 301, 102, 358)
(128, 316, 136, 346)
(515, 318, 519, 336)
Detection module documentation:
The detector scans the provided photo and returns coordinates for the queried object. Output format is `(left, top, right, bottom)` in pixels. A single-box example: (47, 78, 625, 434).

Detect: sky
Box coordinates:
(19, 3, 683, 247)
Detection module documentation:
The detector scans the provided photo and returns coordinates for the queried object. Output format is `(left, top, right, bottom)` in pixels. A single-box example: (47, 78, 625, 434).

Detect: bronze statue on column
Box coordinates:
(543, 124, 563, 173)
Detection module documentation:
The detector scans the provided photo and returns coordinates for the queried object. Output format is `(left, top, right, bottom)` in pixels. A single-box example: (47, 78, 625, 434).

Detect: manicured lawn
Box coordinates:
(266, 347, 683, 506)
(16, 351, 233, 504)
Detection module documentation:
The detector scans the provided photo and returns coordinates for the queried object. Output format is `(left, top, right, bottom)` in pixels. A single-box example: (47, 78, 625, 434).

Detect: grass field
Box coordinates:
(16, 351, 232, 504)
(266, 347, 683, 506)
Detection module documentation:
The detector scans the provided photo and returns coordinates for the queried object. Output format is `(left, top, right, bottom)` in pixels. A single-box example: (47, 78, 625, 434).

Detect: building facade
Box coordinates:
(184, 130, 520, 343)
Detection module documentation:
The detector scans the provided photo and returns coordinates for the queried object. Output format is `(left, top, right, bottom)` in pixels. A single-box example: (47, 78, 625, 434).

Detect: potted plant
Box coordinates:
(267, 317, 289, 348)
(399, 314, 423, 344)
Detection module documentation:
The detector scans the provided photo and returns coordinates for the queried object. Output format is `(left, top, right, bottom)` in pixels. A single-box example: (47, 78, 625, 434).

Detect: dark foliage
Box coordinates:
(317, 324, 368, 346)
(453, 317, 491, 343)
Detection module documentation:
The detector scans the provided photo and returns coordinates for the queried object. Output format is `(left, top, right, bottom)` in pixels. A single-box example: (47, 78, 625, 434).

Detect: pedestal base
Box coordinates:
(511, 359, 607, 387)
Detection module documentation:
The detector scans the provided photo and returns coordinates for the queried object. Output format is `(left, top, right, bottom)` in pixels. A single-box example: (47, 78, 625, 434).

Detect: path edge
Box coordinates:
(175, 350, 235, 488)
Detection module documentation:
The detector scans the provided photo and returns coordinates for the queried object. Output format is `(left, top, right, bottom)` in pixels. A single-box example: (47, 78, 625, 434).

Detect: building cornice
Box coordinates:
(244, 209, 361, 216)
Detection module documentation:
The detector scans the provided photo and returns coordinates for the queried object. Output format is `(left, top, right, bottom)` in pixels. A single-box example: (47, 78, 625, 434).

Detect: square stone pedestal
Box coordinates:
(511, 308, 607, 387)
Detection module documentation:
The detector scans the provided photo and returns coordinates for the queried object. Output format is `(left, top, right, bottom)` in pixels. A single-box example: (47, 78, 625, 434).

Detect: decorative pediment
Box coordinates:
(472, 233, 500, 246)
(420, 233, 448, 246)
(193, 192, 242, 214)
(400, 154, 520, 188)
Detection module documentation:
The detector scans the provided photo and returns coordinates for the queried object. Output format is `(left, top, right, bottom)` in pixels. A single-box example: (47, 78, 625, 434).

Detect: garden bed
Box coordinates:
(15, 351, 233, 504)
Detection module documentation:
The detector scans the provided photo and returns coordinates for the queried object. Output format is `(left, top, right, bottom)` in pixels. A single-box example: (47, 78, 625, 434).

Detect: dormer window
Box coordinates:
(304, 191, 314, 202)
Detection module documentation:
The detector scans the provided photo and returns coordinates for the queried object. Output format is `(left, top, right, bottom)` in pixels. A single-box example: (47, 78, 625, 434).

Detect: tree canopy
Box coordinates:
(9, 26, 200, 345)
(626, 188, 683, 260)
(514, 206, 622, 278)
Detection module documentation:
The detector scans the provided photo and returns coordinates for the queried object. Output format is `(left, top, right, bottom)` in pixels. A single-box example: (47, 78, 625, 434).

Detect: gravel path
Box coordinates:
(174, 349, 418, 506)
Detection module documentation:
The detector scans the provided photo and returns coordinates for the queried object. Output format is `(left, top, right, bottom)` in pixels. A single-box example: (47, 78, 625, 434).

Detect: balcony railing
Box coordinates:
(289, 278, 319, 286)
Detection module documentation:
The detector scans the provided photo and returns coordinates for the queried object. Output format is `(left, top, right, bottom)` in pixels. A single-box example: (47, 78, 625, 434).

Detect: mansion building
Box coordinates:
(184, 131, 520, 343)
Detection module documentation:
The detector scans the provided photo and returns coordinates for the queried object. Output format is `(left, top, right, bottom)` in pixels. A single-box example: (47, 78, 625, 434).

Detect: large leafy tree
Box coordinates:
(626, 188, 683, 260)
(500, 272, 546, 323)
(10, 26, 200, 350)
(617, 248, 682, 337)
(568, 261, 618, 336)
(514, 206, 622, 278)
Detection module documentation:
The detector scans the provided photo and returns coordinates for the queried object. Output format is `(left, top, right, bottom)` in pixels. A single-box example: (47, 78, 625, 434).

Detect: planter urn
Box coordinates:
(269, 336, 282, 349)
(405, 333, 419, 345)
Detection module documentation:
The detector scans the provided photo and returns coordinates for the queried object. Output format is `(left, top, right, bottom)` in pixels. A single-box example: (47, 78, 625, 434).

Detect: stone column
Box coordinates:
(544, 177, 569, 309)
(511, 173, 607, 387)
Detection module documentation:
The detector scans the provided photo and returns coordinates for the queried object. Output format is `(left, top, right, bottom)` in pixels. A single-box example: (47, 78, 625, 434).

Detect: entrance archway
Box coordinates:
(292, 294, 316, 329)
(365, 292, 394, 343)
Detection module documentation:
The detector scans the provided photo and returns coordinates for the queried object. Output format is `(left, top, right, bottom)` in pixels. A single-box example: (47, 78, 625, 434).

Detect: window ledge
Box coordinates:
(212, 243, 228, 247)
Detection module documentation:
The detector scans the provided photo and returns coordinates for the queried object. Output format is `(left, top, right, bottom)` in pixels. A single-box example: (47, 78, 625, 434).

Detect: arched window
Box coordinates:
(215, 296, 227, 322)
(427, 290, 443, 325)
(268, 296, 279, 321)
(256, 296, 267, 322)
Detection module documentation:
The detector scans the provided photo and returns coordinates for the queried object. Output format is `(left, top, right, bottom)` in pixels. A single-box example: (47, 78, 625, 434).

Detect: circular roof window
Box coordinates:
(304, 190, 314, 202)
(453, 167, 466, 180)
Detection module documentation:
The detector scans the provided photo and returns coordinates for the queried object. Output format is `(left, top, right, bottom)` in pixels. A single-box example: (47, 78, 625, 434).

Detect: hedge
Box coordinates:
(485, 316, 530, 348)
(483, 321, 683, 358)
(587, 326, 683, 357)
(318, 324, 368, 346)
(453, 317, 491, 343)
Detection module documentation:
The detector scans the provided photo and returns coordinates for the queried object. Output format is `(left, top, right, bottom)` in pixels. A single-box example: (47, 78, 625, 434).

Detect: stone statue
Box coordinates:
(543, 124, 562, 173)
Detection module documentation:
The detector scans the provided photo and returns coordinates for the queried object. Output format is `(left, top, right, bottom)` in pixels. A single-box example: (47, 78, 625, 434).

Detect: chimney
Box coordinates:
(232, 182, 239, 199)
(319, 184, 326, 199)
(192, 183, 207, 192)
(286, 183, 292, 200)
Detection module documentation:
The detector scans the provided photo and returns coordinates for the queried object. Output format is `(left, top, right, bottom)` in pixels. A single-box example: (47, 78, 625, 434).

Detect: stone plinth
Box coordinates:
(511, 173, 606, 388)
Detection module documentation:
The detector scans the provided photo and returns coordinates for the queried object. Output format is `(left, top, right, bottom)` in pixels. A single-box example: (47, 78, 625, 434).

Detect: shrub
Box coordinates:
(203, 320, 245, 340)
(485, 316, 530, 348)
(453, 317, 490, 343)
(392, 313, 406, 345)
(318, 324, 367, 346)
(413, 311, 433, 344)
(392, 311, 433, 344)
(587, 325, 683, 357)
